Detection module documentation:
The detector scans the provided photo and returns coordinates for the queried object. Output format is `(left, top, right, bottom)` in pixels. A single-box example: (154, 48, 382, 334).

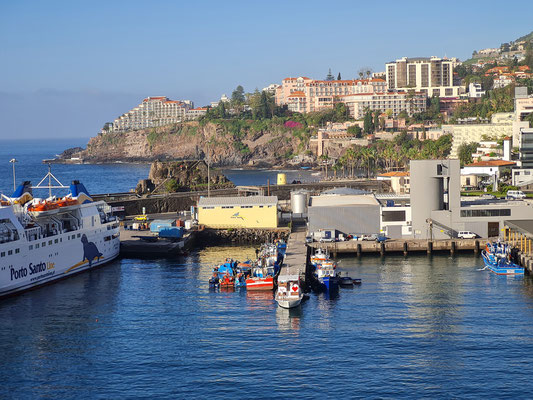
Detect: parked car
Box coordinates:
(305, 235, 313, 243)
(134, 214, 148, 221)
(361, 234, 378, 241)
(506, 190, 526, 199)
(458, 231, 477, 239)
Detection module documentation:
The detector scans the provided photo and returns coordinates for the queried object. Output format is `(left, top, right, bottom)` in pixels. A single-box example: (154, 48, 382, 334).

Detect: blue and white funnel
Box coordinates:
(69, 180, 92, 204)
(12, 181, 33, 204)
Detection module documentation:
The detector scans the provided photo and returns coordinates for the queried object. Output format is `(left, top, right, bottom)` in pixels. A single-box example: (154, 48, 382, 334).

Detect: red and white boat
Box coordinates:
(245, 266, 274, 290)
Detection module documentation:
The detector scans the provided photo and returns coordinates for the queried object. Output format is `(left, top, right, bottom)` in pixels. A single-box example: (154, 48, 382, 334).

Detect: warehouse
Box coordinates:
(197, 196, 278, 229)
(307, 188, 380, 237)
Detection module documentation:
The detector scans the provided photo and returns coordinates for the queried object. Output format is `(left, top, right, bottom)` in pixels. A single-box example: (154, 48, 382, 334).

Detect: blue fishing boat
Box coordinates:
(481, 242, 524, 275)
(315, 260, 339, 292)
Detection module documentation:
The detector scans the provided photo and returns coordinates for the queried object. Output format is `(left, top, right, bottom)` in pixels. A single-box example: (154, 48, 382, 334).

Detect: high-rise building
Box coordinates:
(386, 57, 462, 97)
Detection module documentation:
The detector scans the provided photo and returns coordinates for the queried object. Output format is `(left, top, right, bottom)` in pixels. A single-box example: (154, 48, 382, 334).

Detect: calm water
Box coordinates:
(0, 139, 320, 196)
(2, 250, 533, 398)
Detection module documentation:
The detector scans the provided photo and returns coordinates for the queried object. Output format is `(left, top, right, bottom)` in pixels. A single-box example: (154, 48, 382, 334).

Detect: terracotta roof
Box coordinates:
(465, 160, 516, 167)
(288, 91, 306, 98)
(378, 171, 410, 177)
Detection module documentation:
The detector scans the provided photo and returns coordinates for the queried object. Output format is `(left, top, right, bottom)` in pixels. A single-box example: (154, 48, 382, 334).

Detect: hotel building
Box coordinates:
(385, 56, 462, 97)
(110, 96, 194, 132)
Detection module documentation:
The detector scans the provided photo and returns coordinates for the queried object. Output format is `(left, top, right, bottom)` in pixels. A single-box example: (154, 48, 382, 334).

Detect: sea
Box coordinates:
(3, 139, 533, 398)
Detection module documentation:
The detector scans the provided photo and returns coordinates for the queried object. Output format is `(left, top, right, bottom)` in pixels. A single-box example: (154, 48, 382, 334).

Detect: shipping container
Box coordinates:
(150, 219, 175, 233)
(158, 227, 183, 239)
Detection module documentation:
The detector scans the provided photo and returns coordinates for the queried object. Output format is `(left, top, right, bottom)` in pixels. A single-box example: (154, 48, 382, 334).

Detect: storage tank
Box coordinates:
(277, 173, 286, 185)
(291, 191, 308, 214)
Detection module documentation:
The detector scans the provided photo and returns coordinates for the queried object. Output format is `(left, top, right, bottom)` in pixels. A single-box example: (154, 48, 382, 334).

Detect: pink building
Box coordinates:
(275, 76, 387, 113)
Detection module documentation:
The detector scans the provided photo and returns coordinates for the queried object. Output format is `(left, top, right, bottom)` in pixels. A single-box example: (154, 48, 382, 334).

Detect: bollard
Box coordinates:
(427, 241, 433, 255)
(403, 241, 408, 256)
(380, 242, 385, 256)
(450, 241, 456, 255)
(357, 243, 362, 258)
(474, 240, 480, 255)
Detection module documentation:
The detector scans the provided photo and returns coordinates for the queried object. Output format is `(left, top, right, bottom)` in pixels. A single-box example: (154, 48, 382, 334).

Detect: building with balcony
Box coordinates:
(275, 76, 387, 113)
(385, 56, 463, 97)
(110, 96, 194, 132)
(341, 91, 427, 119)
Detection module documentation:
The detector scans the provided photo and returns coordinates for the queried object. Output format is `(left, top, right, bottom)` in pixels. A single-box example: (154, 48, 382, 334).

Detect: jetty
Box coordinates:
(278, 225, 309, 283)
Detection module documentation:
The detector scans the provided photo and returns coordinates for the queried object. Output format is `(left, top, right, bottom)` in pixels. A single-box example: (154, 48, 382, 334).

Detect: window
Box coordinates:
(202, 206, 214, 209)
(241, 206, 253, 208)
(77, 234, 81, 238)
(382, 210, 406, 222)
(8, 250, 12, 255)
(0, 252, 4, 257)
(42, 242, 46, 247)
(460, 209, 511, 217)
(221, 206, 234, 209)
(35, 244, 39, 249)
(48, 241, 52, 245)
(54, 239, 58, 244)
(15, 248, 19, 254)
(29, 245, 33, 250)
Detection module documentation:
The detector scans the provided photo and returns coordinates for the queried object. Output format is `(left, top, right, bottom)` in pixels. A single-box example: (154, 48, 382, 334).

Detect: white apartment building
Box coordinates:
(341, 91, 427, 119)
(468, 82, 485, 98)
(386, 56, 463, 97)
(447, 113, 514, 158)
(111, 96, 194, 132)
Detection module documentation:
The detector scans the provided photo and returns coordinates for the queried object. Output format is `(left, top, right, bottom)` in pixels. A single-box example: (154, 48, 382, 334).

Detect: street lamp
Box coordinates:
(9, 158, 17, 192)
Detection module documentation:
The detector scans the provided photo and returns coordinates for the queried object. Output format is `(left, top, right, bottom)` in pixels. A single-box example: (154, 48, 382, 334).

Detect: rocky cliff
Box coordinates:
(71, 120, 312, 167)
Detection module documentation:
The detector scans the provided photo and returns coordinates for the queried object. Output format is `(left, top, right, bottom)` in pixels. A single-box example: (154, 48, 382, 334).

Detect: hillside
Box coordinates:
(73, 119, 312, 167)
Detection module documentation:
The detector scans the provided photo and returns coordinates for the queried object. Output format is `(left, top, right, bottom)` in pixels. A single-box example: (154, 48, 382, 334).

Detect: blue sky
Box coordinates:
(1, 0, 532, 140)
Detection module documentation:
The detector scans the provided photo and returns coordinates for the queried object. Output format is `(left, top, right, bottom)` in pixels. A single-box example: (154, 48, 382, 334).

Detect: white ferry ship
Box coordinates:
(0, 179, 120, 297)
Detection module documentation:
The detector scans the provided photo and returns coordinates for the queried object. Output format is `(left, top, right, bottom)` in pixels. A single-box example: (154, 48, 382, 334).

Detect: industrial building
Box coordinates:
(307, 188, 380, 237)
(411, 160, 533, 239)
(197, 196, 278, 229)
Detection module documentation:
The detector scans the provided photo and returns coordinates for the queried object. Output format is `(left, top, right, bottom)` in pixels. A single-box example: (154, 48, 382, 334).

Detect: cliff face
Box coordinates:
(76, 121, 310, 167)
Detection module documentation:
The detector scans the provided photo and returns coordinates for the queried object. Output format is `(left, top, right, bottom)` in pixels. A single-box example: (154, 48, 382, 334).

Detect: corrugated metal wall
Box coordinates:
(308, 205, 380, 235)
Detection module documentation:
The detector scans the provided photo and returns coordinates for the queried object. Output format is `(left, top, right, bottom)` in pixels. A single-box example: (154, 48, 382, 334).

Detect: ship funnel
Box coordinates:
(69, 180, 92, 204)
(12, 181, 33, 204)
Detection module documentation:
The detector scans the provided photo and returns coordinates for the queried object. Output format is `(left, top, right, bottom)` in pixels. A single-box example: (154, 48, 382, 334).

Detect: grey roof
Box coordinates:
(321, 187, 369, 195)
(198, 195, 278, 207)
(310, 194, 379, 207)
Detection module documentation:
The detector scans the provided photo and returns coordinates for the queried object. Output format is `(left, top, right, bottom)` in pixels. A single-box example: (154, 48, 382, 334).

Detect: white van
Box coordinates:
(506, 190, 526, 199)
(458, 231, 477, 239)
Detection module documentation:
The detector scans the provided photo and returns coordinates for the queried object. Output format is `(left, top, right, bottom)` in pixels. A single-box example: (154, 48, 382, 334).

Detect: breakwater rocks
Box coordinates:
(194, 228, 290, 246)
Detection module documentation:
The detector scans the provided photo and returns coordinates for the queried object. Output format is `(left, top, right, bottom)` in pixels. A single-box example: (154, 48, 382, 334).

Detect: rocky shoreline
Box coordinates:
(194, 228, 290, 246)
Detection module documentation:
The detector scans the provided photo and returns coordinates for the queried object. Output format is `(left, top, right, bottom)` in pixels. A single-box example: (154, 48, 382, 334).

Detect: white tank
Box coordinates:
(291, 191, 308, 214)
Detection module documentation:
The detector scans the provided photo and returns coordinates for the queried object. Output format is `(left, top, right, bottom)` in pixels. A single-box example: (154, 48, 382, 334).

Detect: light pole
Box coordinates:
(9, 158, 17, 192)
(207, 140, 210, 197)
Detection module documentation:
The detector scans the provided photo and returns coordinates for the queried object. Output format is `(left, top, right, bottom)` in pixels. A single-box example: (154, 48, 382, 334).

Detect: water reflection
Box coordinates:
(275, 305, 302, 331)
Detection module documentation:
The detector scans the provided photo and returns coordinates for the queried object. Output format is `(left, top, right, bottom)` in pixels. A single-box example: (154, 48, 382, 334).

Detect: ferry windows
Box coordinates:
(15, 248, 19, 254)
(29, 245, 33, 250)
(0, 252, 4, 257)
(8, 250, 12, 255)
(77, 234, 81, 238)
(54, 239, 58, 244)
(42, 242, 45, 247)
(35, 244, 39, 248)
(48, 240, 52, 245)
(222, 206, 234, 209)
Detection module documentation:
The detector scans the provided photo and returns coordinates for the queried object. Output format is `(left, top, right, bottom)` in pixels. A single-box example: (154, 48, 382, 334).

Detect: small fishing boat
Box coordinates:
(481, 241, 524, 275)
(246, 265, 275, 290)
(275, 275, 303, 308)
(310, 247, 328, 266)
(316, 259, 339, 291)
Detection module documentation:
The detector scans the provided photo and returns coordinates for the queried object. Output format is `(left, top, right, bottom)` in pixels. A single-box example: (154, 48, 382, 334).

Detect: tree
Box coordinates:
(337, 72, 342, 80)
(373, 110, 381, 132)
(231, 85, 245, 104)
(457, 142, 479, 166)
(326, 68, 334, 81)
(363, 109, 374, 134)
(347, 125, 363, 138)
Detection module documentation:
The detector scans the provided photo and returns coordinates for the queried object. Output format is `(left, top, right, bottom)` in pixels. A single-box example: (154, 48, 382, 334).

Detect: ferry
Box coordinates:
(0, 179, 120, 298)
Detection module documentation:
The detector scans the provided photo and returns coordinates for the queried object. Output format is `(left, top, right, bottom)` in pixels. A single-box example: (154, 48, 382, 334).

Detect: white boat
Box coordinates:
(0, 179, 120, 298)
(275, 274, 303, 308)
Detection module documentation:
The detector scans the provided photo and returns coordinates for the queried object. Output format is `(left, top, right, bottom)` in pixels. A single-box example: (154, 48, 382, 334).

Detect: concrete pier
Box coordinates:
(278, 228, 308, 283)
(119, 227, 193, 258)
(309, 238, 481, 255)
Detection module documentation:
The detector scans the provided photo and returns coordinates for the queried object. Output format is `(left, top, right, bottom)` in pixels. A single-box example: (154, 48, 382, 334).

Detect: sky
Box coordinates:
(1, 0, 532, 140)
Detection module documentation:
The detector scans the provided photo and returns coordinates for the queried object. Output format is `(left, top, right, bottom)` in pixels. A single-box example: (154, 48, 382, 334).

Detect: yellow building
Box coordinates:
(198, 196, 278, 228)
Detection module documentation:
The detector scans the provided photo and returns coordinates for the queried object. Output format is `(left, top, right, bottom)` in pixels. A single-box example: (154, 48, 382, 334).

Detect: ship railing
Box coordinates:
(25, 226, 42, 242)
